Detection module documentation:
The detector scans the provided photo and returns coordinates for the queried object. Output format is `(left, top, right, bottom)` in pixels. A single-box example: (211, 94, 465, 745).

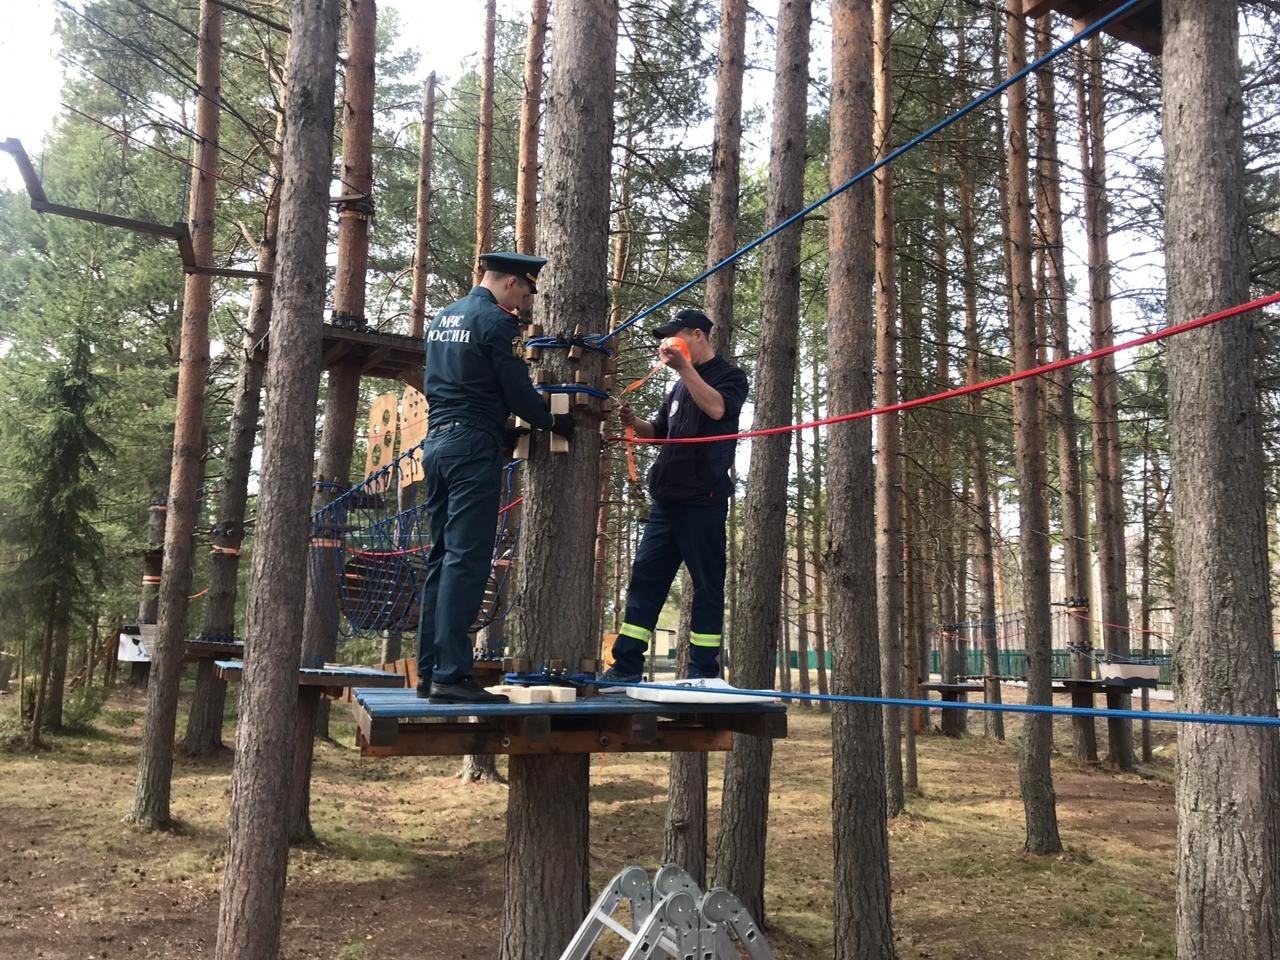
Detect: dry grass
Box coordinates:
(0, 685, 1177, 958)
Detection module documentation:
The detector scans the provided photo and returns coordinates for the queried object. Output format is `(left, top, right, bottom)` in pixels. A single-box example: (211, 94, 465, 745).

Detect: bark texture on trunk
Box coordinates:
(713, 0, 810, 926)
(501, 2, 617, 955)
(1164, 3, 1280, 956)
(129, 0, 221, 828)
(1005, 0, 1060, 855)
(828, 3, 897, 955)
(213, 0, 340, 955)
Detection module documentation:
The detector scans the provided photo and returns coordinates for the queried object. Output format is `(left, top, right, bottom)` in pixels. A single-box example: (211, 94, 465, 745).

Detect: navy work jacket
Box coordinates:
(647, 355, 749, 503)
(422, 286, 553, 443)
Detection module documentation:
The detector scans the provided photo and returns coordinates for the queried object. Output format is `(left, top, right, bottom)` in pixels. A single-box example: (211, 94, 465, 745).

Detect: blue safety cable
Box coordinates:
(577, 679, 1280, 728)
(591, 0, 1146, 344)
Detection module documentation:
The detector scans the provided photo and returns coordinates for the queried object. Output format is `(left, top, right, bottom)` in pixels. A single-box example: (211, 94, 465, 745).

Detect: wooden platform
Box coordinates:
(254, 322, 423, 384)
(351, 686, 788, 757)
(1022, 0, 1162, 54)
(214, 660, 406, 699)
(184, 637, 245, 661)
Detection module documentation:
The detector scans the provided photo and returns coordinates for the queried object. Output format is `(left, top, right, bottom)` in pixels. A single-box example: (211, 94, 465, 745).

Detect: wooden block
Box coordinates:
(547, 687, 577, 703)
(524, 346, 542, 361)
(502, 685, 552, 705)
(513, 416, 531, 459)
(550, 393, 571, 454)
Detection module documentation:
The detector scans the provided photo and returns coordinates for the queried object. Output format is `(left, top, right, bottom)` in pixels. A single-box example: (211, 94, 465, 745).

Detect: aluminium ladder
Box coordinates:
(559, 863, 775, 960)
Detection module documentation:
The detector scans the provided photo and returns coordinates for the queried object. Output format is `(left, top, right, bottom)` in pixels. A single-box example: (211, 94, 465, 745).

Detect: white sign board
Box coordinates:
(117, 623, 158, 663)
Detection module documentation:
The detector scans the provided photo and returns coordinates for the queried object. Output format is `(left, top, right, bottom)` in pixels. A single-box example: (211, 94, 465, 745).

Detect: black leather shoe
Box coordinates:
(415, 682, 432, 699)
(427, 676, 510, 705)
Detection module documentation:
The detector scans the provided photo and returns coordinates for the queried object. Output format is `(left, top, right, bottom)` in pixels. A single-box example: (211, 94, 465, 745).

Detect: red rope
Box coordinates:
(615, 291, 1280, 445)
(1067, 609, 1167, 638)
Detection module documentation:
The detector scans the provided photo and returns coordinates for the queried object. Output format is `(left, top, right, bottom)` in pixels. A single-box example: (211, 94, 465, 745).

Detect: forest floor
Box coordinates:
(0, 680, 1179, 959)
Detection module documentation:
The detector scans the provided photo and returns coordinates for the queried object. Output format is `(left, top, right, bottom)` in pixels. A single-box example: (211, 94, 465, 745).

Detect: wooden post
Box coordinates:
(128, 0, 222, 828)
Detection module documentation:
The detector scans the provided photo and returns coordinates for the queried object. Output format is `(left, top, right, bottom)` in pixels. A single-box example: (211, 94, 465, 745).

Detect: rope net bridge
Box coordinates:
(308, 436, 522, 645)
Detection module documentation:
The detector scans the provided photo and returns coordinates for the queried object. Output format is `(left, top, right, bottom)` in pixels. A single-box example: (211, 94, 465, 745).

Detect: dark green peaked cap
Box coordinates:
(478, 251, 548, 293)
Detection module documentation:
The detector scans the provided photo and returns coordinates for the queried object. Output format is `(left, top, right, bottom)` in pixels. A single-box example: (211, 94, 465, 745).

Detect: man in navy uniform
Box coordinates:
(603, 308, 748, 684)
(417, 252, 574, 703)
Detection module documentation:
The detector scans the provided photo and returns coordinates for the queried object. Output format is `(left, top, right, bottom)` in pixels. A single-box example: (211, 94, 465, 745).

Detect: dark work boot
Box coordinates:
(427, 676, 510, 705)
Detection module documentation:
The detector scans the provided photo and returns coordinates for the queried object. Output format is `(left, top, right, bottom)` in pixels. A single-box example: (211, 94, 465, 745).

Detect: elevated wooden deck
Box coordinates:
(184, 637, 245, 661)
(351, 686, 788, 757)
(1023, 0, 1162, 54)
(254, 322, 423, 384)
(215, 660, 406, 699)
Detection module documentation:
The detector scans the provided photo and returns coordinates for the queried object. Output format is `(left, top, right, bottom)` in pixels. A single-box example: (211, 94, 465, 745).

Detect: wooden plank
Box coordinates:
(695, 711, 788, 739)
(359, 723, 734, 757)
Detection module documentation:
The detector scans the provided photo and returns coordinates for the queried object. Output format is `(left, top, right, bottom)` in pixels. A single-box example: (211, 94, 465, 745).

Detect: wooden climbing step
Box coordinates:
(350, 686, 788, 758)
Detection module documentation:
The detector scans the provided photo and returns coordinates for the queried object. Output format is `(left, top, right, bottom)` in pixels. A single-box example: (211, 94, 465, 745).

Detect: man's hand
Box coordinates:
(551, 413, 575, 440)
(619, 403, 638, 427)
(503, 424, 531, 450)
(659, 339, 692, 371)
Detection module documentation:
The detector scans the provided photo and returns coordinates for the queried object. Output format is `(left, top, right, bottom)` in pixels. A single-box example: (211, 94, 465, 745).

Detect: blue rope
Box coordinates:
(535, 384, 612, 400)
(577, 679, 1280, 728)
(591, 0, 1146, 345)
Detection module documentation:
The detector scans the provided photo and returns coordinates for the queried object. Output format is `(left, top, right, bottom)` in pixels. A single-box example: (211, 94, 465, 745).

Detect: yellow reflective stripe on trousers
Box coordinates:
(690, 632, 722, 648)
(619, 623, 652, 645)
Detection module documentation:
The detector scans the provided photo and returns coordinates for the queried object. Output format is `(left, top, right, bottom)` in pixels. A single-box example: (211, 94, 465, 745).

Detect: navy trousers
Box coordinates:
(615, 498, 729, 678)
(416, 422, 501, 685)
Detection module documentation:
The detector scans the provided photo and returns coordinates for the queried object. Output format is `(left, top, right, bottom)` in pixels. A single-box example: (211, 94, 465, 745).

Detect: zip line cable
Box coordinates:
(593, 0, 1148, 344)
(576, 679, 1280, 729)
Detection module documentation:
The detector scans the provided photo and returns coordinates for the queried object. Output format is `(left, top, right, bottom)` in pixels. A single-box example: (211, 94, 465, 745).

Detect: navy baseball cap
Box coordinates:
(652, 308, 713, 339)
(478, 251, 548, 293)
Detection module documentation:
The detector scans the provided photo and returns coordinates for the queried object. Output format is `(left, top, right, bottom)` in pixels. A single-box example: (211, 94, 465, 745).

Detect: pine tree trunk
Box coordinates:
(28, 590, 58, 749)
(829, 2, 897, 952)
(132, 493, 166, 687)
(958, 133, 1003, 741)
(129, 0, 221, 828)
(1005, 0, 1060, 855)
(713, 0, 809, 926)
(186, 107, 285, 757)
(44, 605, 71, 730)
(410, 73, 436, 338)
(515, 0, 546, 255)
(810, 365, 829, 706)
(664, 577, 707, 888)
(872, 0, 904, 816)
(501, 2, 616, 955)
(472, 0, 496, 284)
(1077, 35, 1134, 770)
(1164, 2, 1280, 955)
(213, 0, 340, 954)
(793, 373, 811, 698)
(706, 0, 746, 353)
(1033, 17, 1095, 763)
(301, 0, 376, 747)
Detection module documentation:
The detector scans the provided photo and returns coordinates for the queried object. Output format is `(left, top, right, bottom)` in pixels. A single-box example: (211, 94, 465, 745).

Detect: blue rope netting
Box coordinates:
(308, 444, 523, 642)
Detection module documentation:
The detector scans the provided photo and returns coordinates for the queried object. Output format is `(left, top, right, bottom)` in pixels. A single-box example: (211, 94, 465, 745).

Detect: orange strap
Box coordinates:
(621, 365, 662, 483)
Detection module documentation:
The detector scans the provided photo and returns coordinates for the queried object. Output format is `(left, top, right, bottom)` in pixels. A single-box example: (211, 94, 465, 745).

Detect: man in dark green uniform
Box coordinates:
(417, 252, 574, 704)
